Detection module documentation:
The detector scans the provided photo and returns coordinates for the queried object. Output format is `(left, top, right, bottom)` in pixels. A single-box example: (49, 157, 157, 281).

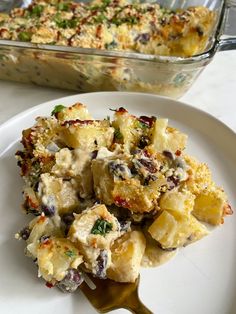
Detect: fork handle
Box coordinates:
(126, 301, 153, 314)
(123, 291, 153, 314)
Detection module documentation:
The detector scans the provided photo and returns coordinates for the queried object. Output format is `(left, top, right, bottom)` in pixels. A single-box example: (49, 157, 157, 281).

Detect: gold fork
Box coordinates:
(79, 275, 153, 314)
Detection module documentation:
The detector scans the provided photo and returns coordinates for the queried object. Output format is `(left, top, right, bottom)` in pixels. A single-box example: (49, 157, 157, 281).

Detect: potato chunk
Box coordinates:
(60, 119, 114, 150)
(38, 173, 79, 215)
(69, 204, 121, 274)
(52, 148, 93, 198)
(25, 215, 62, 259)
(107, 231, 146, 282)
(192, 186, 230, 225)
(148, 211, 208, 249)
(92, 156, 165, 213)
(150, 119, 187, 153)
(56, 102, 92, 122)
(159, 190, 195, 216)
(37, 238, 83, 282)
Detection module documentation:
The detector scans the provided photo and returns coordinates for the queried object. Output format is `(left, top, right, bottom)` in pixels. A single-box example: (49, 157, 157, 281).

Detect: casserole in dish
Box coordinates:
(0, 0, 235, 98)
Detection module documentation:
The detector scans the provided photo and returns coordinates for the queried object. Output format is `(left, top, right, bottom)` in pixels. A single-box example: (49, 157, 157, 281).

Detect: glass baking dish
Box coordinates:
(0, 0, 235, 98)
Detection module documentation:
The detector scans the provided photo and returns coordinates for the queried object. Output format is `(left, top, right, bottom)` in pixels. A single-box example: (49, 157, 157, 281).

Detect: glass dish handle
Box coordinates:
(218, 0, 236, 51)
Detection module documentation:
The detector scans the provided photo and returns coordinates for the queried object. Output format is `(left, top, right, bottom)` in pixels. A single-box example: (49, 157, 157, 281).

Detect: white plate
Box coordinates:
(0, 92, 235, 314)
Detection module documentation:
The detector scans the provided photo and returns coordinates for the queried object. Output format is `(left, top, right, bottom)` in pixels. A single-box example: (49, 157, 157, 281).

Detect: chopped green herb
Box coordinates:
(105, 40, 117, 50)
(18, 31, 32, 42)
(94, 14, 107, 23)
(91, 219, 113, 236)
(30, 5, 44, 17)
(57, 3, 69, 11)
(55, 18, 78, 29)
(51, 104, 66, 116)
(65, 250, 75, 258)
(136, 120, 149, 129)
(114, 128, 123, 141)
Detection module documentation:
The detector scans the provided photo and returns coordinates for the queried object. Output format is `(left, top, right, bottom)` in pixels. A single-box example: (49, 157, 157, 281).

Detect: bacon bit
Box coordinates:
(25, 195, 38, 209)
(115, 107, 128, 114)
(114, 196, 130, 208)
(138, 116, 156, 127)
(143, 149, 151, 158)
(96, 25, 102, 39)
(56, 31, 61, 41)
(0, 28, 8, 37)
(41, 239, 51, 246)
(46, 282, 54, 288)
(62, 119, 94, 127)
(223, 204, 233, 216)
(175, 149, 182, 156)
(68, 34, 76, 46)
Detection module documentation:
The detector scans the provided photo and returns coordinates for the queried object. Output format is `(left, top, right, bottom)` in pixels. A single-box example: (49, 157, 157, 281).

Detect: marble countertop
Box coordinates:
(0, 50, 235, 132)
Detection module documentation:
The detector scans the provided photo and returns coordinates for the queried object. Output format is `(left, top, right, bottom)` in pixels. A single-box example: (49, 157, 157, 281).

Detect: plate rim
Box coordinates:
(0, 91, 235, 139)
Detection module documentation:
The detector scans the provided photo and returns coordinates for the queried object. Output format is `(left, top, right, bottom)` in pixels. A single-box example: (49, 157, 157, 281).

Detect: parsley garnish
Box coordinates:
(114, 128, 123, 140)
(54, 16, 78, 29)
(51, 104, 66, 116)
(94, 14, 107, 23)
(91, 219, 113, 236)
(18, 31, 32, 42)
(105, 40, 117, 50)
(30, 5, 44, 17)
(65, 250, 75, 258)
(136, 120, 148, 129)
(57, 3, 69, 11)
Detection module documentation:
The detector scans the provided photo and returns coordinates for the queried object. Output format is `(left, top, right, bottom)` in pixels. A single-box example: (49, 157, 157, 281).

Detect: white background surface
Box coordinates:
(0, 50, 236, 132)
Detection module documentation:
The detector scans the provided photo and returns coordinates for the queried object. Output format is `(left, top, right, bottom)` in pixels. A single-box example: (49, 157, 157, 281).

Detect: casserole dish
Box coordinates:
(0, 0, 235, 98)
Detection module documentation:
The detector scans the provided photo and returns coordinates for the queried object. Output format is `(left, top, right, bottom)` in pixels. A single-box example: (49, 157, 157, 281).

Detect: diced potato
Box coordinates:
(52, 148, 93, 198)
(68, 204, 121, 271)
(37, 238, 83, 282)
(107, 231, 146, 282)
(22, 117, 58, 155)
(183, 155, 212, 194)
(192, 186, 229, 225)
(112, 108, 149, 151)
(26, 215, 62, 259)
(159, 190, 195, 216)
(92, 157, 164, 213)
(92, 158, 114, 205)
(38, 173, 79, 215)
(112, 109, 138, 151)
(60, 120, 114, 150)
(150, 119, 187, 153)
(112, 178, 161, 213)
(148, 210, 208, 249)
(56, 103, 92, 122)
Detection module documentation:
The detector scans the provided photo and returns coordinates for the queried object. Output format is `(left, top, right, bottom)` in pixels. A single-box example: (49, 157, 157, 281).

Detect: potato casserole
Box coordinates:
(0, 0, 215, 57)
(15, 102, 233, 292)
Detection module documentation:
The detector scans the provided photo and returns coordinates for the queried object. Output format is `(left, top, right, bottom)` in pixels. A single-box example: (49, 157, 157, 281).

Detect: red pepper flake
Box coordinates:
(143, 149, 151, 158)
(175, 149, 181, 156)
(38, 215, 46, 224)
(114, 196, 130, 208)
(46, 282, 54, 288)
(96, 24, 102, 39)
(138, 116, 156, 128)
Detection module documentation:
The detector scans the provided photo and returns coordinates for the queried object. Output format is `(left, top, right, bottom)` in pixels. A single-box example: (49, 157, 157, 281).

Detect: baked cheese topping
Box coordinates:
(0, 0, 215, 57)
(15, 102, 233, 291)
